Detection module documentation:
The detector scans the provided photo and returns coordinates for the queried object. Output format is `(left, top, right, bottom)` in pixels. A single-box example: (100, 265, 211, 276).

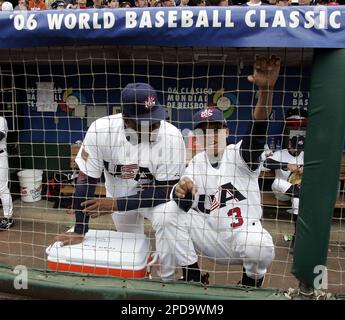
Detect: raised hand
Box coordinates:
(248, 55, 281, 90)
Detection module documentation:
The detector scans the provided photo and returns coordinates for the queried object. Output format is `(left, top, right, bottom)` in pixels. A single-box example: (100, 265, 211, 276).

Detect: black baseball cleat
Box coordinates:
(179, 272, 210, 285)
(200, 272, 210, 285)
(0, 218, 14, 231)
(238, 269, 264, 288)
(179, 263, 210, 285)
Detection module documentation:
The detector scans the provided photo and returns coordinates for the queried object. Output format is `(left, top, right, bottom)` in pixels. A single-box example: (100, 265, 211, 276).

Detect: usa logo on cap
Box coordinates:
(144, 96, 156, 109)
(200, 108, 214, 119)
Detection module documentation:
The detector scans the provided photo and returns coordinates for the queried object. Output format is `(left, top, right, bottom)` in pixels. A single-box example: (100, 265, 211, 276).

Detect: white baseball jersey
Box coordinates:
(162, 140, 274, 281)
(75, 113, 186, 198)
(0, 117, 12, 218)
(270, 149, 304, 181)
(182, 141, 262, 233)
(0, 117, 8, 151)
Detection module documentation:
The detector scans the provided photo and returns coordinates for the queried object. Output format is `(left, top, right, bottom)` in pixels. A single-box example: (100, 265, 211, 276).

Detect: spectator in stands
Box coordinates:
(316, 0, 341, 5)
(152, 0, 162, 5)
(263, 135, 305, 253)
(64, 0, 75, 8)
(45, 0, 55, 8)
(188, 0, 206, 5)
(119, 0, 132, 5)
(1, 1, 13, 10)
(276, 0, 291, 5)
(208, 0, 232, 5)
(298, 0, 313, 4)
(218, 0, 231, 5)
(14, 0, 28, 9)
(161, 0, 176, 5)
(108, 0, 119, 6)
(135, 0, 149, 6)
(90, 0, 107, 7)
(242, 0, 264, 5)
(28, 0, 47, 10)
(51, 0, 66, 8)
(66, 0, 88, 8)
(179, 0, 189, 5)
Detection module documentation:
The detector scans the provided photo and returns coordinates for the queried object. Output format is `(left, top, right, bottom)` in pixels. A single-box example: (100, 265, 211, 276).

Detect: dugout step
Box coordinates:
(262, 192, 345, 209)
(261, 193, 290, 208)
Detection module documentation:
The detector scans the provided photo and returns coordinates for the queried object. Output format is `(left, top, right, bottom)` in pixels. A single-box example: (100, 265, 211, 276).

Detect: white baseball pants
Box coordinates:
(150, 201, 275, 281)
(271, 178, 299, 215)
(0, 151, 13, 218)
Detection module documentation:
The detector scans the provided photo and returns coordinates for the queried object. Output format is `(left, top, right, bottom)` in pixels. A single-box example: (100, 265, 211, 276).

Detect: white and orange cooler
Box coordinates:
(46, 230, 157, 278)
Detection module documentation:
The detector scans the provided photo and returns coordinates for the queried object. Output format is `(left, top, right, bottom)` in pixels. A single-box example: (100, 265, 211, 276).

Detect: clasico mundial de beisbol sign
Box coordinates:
(0, 7, 345, 48)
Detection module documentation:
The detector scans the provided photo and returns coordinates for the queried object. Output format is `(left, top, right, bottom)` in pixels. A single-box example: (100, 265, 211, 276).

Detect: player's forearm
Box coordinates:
(241, 121, 268, 171)
(253, 89, 273, 120)
(74, 172, 98, 234)
(263, 158, 289, 170)
(116, 179, 179, 212)
(241, 88, 274, 170)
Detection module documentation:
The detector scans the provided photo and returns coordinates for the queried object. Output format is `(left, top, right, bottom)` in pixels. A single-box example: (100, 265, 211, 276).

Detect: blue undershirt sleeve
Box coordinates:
(73, 173, 98, 234)
(240, 120, 269, 171)
(116, 179, 179, 212)
(263, 158, 289, 171)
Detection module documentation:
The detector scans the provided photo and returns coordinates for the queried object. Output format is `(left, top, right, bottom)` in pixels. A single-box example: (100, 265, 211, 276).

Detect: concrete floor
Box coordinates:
(0, 198, 344, 294)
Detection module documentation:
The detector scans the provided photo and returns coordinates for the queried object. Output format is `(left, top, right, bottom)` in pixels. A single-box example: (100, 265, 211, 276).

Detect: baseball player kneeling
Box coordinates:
(152, 56, 280, 287)
(55, 83, 186, 282)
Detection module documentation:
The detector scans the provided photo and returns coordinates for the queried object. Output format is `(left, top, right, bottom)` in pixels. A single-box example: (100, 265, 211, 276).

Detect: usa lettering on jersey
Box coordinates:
(121, 164, 139, 179)
(104, 162, 154, 182)
(198, 181, 246, 214)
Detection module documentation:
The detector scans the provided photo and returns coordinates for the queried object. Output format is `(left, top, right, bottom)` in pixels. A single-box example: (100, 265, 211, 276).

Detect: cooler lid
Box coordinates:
(47, 230, 151, 268)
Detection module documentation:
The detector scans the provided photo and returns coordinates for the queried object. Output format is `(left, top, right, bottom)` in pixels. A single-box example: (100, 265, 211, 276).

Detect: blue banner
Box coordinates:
(0, 7, 345, 49)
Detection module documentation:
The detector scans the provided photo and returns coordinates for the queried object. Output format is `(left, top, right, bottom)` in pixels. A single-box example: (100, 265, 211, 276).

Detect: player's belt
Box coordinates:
(0, 149, 4, 154)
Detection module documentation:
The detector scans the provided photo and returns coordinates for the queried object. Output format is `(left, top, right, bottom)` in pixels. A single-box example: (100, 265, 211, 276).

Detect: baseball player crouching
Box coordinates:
(55, 83, 186, 281)
(153, 56, 280, 287)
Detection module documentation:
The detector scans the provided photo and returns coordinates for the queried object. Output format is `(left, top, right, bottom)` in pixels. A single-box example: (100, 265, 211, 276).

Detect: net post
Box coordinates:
(292, 48, 345, 289)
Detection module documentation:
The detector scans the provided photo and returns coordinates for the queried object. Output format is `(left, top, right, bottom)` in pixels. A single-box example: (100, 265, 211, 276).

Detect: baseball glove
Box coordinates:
(288, 171, 303, 186)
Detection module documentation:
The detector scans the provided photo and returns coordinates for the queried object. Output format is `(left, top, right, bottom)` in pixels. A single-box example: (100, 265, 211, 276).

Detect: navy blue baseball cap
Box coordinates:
(290, 135, 305, 150)
(193, 107, 228, 130)
(121, 83, 166, 124)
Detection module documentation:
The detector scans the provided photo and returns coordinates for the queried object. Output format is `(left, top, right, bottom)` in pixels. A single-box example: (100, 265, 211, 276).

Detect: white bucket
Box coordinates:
(17, 170, 43, 202)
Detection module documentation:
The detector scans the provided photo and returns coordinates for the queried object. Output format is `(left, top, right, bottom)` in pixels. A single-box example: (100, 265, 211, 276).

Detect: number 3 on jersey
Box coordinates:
(227, 207, 243, 229)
